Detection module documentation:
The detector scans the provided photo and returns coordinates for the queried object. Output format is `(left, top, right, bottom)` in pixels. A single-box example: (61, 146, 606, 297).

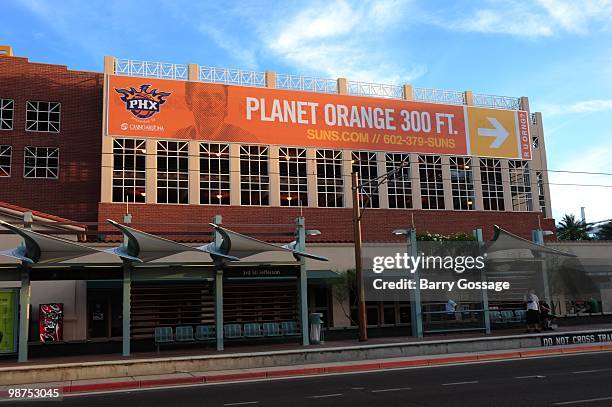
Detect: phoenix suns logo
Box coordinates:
(115, 84, 171, 119)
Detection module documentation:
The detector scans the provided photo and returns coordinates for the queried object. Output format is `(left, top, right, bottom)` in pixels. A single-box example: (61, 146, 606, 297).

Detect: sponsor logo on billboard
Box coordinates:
(115, 84, 171, 119)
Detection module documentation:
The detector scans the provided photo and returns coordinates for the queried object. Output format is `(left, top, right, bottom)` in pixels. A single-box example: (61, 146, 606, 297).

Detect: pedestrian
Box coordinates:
(539, 300, 554, 330)
(525, 289, 541, 333)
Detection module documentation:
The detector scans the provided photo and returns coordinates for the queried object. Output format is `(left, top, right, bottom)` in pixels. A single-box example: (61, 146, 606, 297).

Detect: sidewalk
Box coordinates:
(2, 341, 611, 396)
(4, 322, 612, 369)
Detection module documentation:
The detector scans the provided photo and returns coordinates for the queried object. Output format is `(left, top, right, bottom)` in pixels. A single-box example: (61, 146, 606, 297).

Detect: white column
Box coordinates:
(269, 145, 281, 207)
(188, 141, 200, 205)
(145, 139, 157, 204)
(471, 157, 484, 211)
(441, 155, 453, 210)
(342, 150, 353, 209)
(410, 153, 422, 209)
(501, 159, 513, 211)
(306, 148, 318, 208)
(377, 152, 389, 209)
(230, 144, 241, 206)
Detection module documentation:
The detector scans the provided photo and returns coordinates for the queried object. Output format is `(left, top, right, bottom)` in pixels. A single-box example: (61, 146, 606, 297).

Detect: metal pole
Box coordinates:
(473, 228, 490, 334)
(122, 262, 131, 357)
(532, 229, 550, 303)
(352, 171, 367, 341)
(213, 215, 224, 351)
(17, 267, 30, 363)
(408, 229, 423, 338)
(296, 216, 310, 346)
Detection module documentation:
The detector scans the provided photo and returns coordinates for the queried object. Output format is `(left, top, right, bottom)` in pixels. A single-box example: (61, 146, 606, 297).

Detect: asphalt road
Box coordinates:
(10, 351, 612, 407)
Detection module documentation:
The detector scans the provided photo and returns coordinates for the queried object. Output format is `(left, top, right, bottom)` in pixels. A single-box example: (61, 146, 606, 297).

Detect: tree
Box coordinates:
(556, 214, 592, 240)
(596, 221, 612, 240)
(329, 269, 358, 325)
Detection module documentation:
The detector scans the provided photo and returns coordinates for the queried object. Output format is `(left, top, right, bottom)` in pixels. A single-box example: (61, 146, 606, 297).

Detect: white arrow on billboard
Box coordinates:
(478, 118, 509, 148)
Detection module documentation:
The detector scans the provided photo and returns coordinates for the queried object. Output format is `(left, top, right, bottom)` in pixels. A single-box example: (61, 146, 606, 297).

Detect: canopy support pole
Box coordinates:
(473, 228, 491, 334)
(296, 217, 309, 346)
(213, 215, 224, 352)
(408, 229, 423, 338)
(18, 267, 30, 363)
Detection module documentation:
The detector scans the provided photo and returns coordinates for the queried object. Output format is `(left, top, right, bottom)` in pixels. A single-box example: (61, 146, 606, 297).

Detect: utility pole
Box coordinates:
(352, 171, 368, 341)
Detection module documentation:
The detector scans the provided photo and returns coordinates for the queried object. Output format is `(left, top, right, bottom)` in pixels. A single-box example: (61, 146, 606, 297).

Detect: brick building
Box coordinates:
(0, 47, 560, 358)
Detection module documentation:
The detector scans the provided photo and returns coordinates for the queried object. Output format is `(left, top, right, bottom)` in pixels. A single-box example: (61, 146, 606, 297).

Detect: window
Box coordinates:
(509, 160, 533, 211)
(316, 149, 343, 208)
(418, 155, 444, 209)
(0, 145, 11, 177)
(532, 135, 539, 149)
(23, 146, 59, 179)
(352, 151, 379, 208)
(157, 140, 189, 204)
(26, 101, 61, 133)
(385, 153, 412, 209)
(279, 147, 308, 207)
(0, 99, 14, 130)
(112, 138, 146, 203)
(200, 143, 230, 205)
(537, 171, 547, 217)
(450, 156, 475, 210)
(480, 158, 505, 211)
(240, 145, 269, 206)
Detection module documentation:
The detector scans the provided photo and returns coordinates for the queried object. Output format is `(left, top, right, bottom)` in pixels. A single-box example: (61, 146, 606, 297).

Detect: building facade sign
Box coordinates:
(106, 75, 532, 160)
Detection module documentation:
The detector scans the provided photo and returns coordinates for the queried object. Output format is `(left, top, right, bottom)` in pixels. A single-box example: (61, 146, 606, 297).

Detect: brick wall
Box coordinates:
(0, 56, 103, 222)
(98, 202, 555, 243)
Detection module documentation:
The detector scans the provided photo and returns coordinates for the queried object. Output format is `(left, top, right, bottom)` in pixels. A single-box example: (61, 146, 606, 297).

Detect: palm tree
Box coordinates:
(596, 221, 612, 240)
(556, 214, 593, 240)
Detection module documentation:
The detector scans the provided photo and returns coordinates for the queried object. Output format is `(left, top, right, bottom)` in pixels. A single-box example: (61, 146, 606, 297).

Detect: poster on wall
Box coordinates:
(0, 289, 18, 353)
(106, 75, 532, 160)
(39, 303, 63, 343)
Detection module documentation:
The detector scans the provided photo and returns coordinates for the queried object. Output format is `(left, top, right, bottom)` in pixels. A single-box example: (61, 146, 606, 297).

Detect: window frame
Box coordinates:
(25, 101, 61, 133)
(450, 156, 475, 211)
(240, 145, 270, 206)
(199, 143, 231, 205)
(0, 145, 12, 177)
(480, 158, 505, 211)
(385, 152, 412, 209)
(23, 146, 59, 179)
(112, 138, 147, 203)
(0, 98, 14, 131)
(156, 140, 189, 205)
(418, 155, 445, 210)
(509, 160, 533, 212)
(352, 151, 379, 209)
(279, 147, 308, 207)
(316, 149, 344, 208)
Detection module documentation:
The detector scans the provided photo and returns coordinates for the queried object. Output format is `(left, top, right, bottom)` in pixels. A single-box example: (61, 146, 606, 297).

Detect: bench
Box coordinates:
(154, 327, 174, 352)
(195, 325, 215, 341)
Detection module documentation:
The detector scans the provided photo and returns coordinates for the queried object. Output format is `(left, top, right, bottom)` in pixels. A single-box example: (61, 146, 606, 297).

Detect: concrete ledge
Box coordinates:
(1, 329, 611, 386)
(1, 343, 611, 395)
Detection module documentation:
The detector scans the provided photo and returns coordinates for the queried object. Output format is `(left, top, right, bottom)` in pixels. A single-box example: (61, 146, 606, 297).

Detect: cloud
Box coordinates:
(261, 0, 426, 84)
(540, 100, 612, 116)
(430, 0, 612, 38)
(549, 146, 612, 222)
(198, 25, 258, 68)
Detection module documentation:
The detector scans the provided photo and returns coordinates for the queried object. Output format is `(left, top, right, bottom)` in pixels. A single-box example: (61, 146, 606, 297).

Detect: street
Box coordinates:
(12, 351, 612, 407)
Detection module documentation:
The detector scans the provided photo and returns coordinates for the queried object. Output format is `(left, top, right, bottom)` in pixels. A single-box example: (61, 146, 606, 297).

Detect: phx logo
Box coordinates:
(115, 84, 171, 119)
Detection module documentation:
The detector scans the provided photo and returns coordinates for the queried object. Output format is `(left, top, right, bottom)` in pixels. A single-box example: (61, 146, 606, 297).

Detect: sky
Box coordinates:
(2, 0, 612, 224)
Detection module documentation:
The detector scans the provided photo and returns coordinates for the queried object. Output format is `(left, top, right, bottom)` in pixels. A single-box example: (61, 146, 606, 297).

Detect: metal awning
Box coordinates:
(487, 225, 577, 257)
(200, 223, 328, 262)
(0, 220, 116, 264)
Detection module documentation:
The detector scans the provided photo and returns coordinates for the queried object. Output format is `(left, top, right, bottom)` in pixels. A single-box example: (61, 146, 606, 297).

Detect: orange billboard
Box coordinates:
(106, 75, 531, 159)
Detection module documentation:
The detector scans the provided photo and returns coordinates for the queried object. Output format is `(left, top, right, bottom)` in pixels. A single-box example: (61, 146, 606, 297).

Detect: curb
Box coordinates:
(3, 344, 610, 396)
